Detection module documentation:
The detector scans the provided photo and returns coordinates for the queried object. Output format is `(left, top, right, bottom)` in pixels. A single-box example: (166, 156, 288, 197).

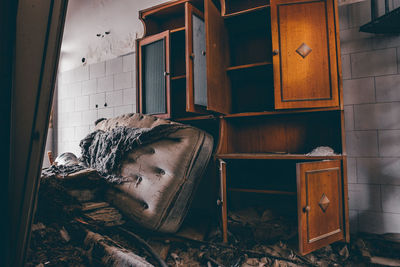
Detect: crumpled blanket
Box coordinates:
(79, 124, 187, 183)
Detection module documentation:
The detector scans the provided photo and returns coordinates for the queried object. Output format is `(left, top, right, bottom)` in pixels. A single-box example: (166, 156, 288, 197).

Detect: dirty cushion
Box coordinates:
(95, 113, 213, 233)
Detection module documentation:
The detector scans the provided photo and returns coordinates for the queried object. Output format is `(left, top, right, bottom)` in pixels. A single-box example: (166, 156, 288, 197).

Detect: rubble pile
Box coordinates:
(27, 198, 400, 266)
(28, 167, 400, 266)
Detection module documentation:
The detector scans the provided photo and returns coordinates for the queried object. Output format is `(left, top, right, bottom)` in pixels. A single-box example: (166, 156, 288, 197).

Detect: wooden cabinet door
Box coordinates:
(296, 160, 344, 255)
(186, 3, 208, 113)
(204, 0, 231, 114)
(271, 0, 339, 109)
(138, 31, 171, 118)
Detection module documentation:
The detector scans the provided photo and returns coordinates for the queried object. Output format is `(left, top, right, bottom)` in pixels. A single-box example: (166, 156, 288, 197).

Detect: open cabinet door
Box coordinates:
(138, 30, 171, 118)
(185, 3, 207, 113)
(205, 0, 231, 114)
(296, 160, 344, 255)
(271, 0, 339, 109)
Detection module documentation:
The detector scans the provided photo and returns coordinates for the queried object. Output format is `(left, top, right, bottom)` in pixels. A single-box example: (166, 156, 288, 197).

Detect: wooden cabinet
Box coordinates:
(137, 0, 348, 255)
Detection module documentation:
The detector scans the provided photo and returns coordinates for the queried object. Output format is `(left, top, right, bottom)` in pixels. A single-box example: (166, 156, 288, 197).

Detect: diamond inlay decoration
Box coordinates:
(318, 193, 330, 212)
(296, 43, 312, 58)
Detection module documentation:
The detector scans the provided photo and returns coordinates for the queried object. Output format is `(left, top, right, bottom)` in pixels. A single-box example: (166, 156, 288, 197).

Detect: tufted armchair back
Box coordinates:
(96, 113, 213, 233)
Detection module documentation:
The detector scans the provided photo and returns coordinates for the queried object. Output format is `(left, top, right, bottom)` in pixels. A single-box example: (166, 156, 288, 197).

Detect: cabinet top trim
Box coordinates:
(140, 0, 202, 19)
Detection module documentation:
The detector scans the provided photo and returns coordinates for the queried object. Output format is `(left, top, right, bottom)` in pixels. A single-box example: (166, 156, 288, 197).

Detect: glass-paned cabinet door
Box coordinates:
(138, 31, 171, 118)
(186, 3, 207, 113)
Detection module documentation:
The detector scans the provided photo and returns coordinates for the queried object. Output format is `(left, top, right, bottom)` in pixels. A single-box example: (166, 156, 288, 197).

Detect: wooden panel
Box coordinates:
(140, 0, 187, 36)
(334, 0, 344, 110)
(271, 0, 339, 109)
(205, 0, 231, 114)
(342, 154, 350, 243)
(138, 31, 171, 118)
(225, 8, 272, 67)
(221, 112, 342, 154)
(230, 69, 274, 112)
(297, 160, 344, 255)
(171, 30, 186, 77)
(219, 159, 228, 243)
(216, 118, 231, 154)
(222, 0, 269, 16)
(228, 188, 296, 195)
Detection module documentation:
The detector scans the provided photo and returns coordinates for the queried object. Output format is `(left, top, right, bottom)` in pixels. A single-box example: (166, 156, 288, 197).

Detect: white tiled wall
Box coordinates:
(340, 0, 400, 234)
(56, 52, 136, 156)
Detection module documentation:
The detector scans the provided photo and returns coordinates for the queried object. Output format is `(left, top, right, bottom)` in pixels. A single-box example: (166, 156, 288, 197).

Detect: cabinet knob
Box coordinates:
(303, 206, 311, 213)
(202, 50, 206, 56)
(163, 71, 170, 76)
(190, 53, 195, 59)
(272, 49, 279, 56)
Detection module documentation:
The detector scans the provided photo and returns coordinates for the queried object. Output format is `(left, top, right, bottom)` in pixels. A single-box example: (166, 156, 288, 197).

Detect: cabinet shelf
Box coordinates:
(171, 27, 185, 33)
(217, 153, 343, 160)
(171, 74, 186, 80)
(223, 107, 342, 118)
(175, 115, 216, 121)
(223, 5, 270, 18)
(226, 61, 272, 72)
(228, 188, 296, 196)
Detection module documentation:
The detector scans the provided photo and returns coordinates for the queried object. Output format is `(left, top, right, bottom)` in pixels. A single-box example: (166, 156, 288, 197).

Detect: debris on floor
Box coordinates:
(27, 201, 400, 267)
(28, 165, 400, 267)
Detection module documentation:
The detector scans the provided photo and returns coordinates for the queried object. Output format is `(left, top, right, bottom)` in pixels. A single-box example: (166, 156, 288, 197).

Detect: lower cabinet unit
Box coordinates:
(215, 110, 349, 255)
(217, 157, 347, 255)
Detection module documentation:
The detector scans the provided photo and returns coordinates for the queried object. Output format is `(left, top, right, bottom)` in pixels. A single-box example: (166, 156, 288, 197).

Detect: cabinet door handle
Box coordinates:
(303, 206, 311, 213)
(272, 49, 279, 56)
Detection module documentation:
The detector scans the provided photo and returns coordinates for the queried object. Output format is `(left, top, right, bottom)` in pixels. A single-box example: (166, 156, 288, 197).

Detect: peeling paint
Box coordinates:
(59, 0, 168, 72)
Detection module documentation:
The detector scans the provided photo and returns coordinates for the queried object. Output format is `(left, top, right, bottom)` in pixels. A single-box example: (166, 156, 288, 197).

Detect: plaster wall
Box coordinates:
(59, 0, 169, 72)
